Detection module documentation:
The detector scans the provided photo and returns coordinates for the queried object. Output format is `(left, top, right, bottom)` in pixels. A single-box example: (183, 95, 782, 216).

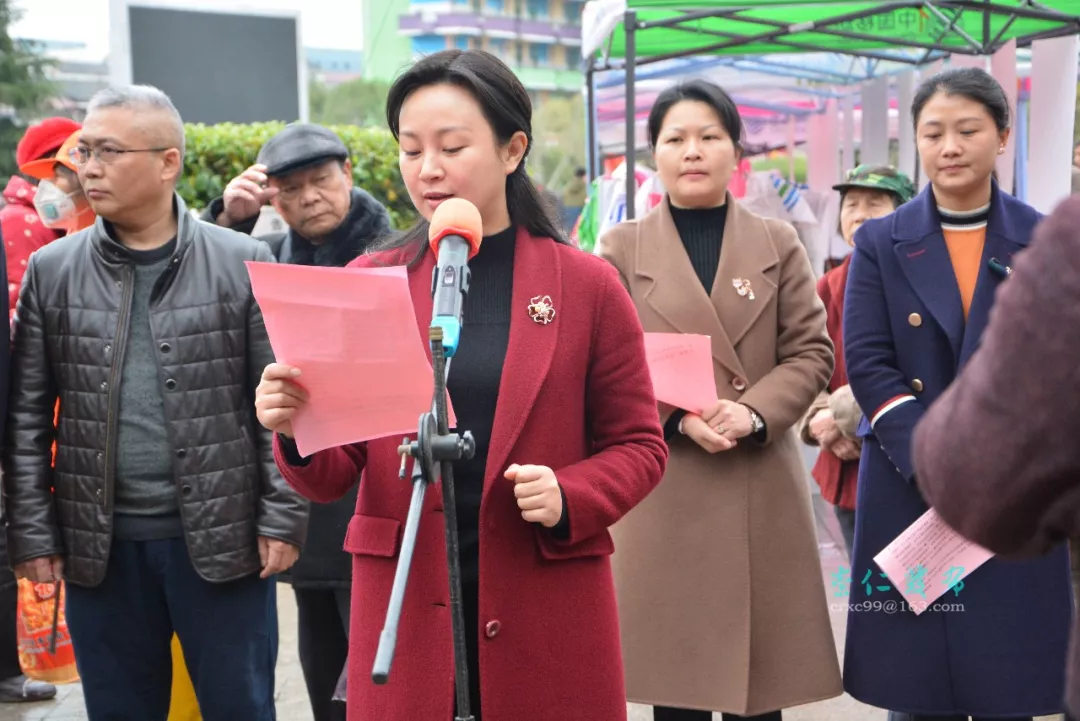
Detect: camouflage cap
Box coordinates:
(833, 164, 916, 204)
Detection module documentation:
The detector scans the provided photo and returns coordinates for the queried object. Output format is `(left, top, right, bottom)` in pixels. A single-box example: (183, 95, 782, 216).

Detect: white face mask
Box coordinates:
(33, 179, 80, 230)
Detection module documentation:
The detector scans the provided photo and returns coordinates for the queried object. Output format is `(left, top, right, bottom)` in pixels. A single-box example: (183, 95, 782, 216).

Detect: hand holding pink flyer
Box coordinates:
(874, 508, 994, 615)
(247, 262, 454, 457)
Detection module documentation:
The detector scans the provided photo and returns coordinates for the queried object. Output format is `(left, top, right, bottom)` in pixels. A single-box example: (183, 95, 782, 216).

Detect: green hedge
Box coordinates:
(179, 122, 417, 230)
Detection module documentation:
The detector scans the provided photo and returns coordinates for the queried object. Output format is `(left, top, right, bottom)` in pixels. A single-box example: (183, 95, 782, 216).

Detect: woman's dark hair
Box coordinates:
(647, 79, 744, 151)
(911, 67, 1010, 132)
(374, 49, 566, 265)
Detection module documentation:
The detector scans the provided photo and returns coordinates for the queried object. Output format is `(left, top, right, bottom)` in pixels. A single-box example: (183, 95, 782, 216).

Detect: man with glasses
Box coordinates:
(203, 123, 389, 721)
(3, 84, 309, 719)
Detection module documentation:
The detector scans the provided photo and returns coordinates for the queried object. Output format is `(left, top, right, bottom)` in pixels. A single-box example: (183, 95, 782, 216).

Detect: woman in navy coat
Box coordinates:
(842, 67, 1072, 720)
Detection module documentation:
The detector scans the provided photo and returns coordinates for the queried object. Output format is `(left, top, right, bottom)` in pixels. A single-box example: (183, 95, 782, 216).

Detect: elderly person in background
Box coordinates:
(798, 165, 915, 557)
(913, 193, 1080, 721)
(206, 123, 389, 264)
(205, 123, 390, 721)
(3, 84, 309, 719)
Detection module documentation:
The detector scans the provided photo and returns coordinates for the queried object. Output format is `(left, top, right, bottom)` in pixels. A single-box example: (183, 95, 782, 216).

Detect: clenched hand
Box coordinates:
(505, 464, 564, 528)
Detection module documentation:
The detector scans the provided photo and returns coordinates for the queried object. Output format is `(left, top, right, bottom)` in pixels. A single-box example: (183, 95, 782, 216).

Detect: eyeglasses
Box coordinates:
(69, 145, 170, 166)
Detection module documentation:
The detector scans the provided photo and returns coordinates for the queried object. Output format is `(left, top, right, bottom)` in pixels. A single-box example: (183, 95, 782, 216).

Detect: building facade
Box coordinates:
(364, 0, 585, 101)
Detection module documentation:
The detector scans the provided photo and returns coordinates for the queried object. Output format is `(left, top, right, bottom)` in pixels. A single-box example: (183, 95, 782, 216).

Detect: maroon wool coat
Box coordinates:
(274, 228, 668, 721)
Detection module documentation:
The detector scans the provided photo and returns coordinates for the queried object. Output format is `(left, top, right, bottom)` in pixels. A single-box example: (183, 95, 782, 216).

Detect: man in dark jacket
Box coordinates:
(3, 84, 309, 719)
(913, 194, 1080, 720)
(204, 123, 391, 721)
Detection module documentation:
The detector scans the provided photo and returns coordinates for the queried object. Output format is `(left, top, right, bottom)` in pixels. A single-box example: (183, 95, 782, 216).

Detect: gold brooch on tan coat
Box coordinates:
(733, 278, 755, 300)
(528, 295, 556, 324)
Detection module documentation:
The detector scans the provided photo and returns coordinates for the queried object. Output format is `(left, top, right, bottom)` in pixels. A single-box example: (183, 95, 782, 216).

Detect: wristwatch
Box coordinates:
(746, 406, 765, 435)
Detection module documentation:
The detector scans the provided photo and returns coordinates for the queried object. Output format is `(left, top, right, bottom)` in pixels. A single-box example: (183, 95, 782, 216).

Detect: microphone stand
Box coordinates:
(372, 323, 476, 721)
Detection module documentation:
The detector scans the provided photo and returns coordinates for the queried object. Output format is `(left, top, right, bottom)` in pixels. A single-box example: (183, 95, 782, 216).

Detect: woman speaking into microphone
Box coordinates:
(254, 49, 667, 721)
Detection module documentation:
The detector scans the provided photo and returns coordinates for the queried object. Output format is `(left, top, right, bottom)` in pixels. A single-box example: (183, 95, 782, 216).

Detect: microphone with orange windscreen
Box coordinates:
(428, 198, 483, 357)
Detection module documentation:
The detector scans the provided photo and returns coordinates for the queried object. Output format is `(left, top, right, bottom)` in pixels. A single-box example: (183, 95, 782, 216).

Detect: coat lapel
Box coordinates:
(959, 188, 1029, 365)
(892, 189, 965, 364)
(711, 198, 779, 348)
(485, 228, 561, 491)
(635, 198, 745, 379)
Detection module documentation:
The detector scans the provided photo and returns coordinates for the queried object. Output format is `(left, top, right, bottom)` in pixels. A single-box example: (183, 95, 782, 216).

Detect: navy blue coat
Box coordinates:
(841, 182, 1072, 716)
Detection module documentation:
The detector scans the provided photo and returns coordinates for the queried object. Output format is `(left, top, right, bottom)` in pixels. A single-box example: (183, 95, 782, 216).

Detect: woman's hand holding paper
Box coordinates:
(255, 363, 309, 439)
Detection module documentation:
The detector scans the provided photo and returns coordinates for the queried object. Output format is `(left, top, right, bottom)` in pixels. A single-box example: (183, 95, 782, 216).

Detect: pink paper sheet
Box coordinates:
(643, 333, 717, 414)
(247, 262, 452, 458)
(873, 508, 994, 615)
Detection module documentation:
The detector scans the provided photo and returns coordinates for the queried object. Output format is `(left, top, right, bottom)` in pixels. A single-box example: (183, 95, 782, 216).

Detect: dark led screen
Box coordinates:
(128, 6, 301, 124)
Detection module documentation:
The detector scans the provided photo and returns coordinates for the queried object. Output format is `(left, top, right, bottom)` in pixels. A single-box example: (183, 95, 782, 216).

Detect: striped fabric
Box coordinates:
(870, 394, 916, 428)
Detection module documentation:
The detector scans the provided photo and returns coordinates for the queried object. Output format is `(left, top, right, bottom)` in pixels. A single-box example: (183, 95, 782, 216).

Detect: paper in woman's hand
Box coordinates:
(874, 508, 994, 615)
(247, 262, 454, 457)
(643, 333, 717, 414)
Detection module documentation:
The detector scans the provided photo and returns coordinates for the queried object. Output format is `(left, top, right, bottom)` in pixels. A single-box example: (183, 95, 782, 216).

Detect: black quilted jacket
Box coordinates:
(2, 195, 310, 588)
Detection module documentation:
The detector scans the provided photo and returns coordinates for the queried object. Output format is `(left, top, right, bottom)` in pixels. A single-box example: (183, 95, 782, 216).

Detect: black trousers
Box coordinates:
(0, 532, 25, 680)
(653, 706, 783, 721)
(295, 587, 351, 721)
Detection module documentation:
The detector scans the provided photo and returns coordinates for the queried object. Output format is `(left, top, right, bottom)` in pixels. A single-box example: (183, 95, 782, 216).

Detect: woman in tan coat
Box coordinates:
(599, 79, 842, 721)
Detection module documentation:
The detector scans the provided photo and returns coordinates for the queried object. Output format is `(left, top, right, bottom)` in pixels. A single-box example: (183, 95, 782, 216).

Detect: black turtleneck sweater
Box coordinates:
(447, 224, 516, 594)
(669, 200, 729, 290)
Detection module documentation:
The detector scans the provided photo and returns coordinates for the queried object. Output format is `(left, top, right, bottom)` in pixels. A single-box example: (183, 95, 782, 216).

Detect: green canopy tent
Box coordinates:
(583, 0, 1080, 217)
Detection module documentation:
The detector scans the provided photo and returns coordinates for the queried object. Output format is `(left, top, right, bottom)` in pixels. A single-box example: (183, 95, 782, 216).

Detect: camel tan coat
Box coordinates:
(598, 196, 843, 715)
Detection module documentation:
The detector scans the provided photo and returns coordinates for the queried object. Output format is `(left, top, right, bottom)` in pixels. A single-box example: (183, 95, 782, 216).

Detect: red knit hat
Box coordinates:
(15, 117, 81, 168)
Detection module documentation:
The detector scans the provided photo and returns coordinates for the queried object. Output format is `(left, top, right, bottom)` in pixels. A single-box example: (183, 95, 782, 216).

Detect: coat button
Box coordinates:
(908, 313, 923, 327)
(159, 342, 171, 353)
(164, 378, 177, 390)
(103, 344, 111, 354)
(911, 378, 924, 392)
(484, 620, 501, 639)
(732, 377, 747, 392)
(99, 381, 108, 392)
(176, 449, 186, 458)
(181, 485, 193, 497)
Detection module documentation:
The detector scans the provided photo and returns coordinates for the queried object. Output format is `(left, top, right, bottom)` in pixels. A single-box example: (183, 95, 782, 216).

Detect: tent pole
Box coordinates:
(624, 9, 637, 221)
(586, 65, 597, 184)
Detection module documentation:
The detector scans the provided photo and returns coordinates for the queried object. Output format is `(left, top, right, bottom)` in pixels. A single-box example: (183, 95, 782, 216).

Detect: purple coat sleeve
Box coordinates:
(913, 195, 1080, 557)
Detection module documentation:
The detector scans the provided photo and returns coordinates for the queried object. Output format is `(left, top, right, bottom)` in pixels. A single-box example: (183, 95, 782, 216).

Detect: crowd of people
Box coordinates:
(0, 47, 1078, 721)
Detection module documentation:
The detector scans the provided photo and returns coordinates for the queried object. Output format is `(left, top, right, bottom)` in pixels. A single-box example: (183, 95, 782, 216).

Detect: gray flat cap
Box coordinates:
(257, 123, 349, 177)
